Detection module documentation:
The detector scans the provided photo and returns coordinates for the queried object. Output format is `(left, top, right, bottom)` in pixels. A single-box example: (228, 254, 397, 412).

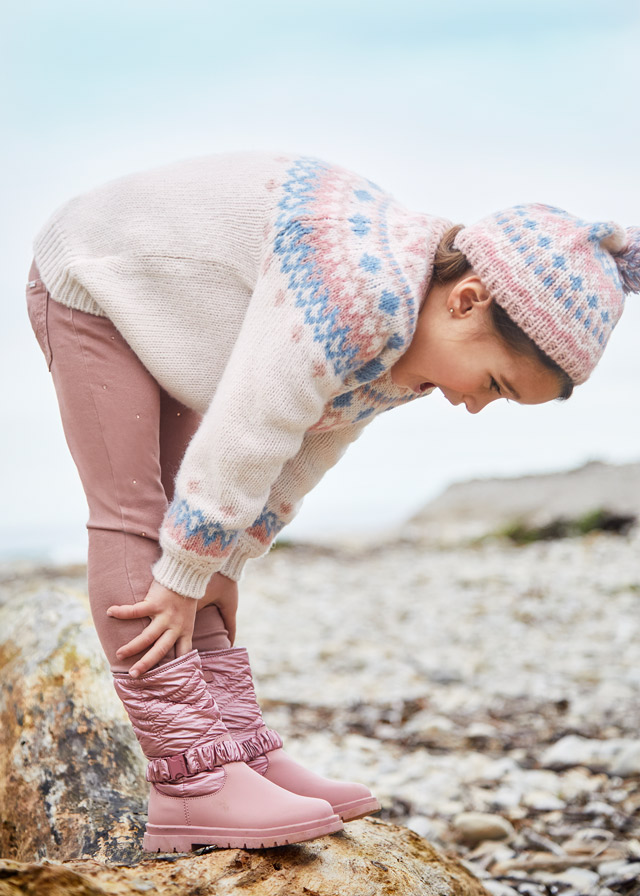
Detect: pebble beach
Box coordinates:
(236, 462, 640, 896)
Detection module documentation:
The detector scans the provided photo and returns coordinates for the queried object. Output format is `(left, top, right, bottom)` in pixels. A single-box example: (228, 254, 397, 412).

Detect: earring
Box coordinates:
(449, 307, 454, 314)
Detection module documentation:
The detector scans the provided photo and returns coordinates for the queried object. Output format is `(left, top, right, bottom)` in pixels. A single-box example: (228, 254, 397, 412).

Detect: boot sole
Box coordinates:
(334, 796, 381, 822)
(143, 814, 343, 852)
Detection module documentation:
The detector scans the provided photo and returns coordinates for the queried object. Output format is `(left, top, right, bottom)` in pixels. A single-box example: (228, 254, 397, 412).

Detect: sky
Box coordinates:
(2, 0, 639, 561)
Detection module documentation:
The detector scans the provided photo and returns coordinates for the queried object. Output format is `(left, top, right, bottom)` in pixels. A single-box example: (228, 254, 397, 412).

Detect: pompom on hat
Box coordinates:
(454, 204, 640, 384)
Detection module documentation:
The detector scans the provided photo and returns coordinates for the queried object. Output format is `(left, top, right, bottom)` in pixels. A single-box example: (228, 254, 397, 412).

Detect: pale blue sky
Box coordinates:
(3, 1, 639, 559)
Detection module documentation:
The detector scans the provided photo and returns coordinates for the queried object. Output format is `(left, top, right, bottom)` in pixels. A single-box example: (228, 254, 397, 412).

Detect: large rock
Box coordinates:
(0, 568, 489, 894)
(0, 566, 147, 863)
(406, 460, 640, 544)
(0, 819, 489, 895)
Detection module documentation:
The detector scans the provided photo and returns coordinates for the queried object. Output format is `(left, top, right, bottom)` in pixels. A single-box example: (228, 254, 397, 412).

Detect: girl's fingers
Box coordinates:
(128, 631, 177, 678)
(175, 633, 193, 657)
(107, 602, 152, 619)
(219, 604, 237, 647)
(115, 622, 164, 660)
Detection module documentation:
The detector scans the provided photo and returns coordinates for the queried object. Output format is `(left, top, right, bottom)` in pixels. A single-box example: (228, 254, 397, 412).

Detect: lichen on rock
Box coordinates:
(0, 569, 147, 864)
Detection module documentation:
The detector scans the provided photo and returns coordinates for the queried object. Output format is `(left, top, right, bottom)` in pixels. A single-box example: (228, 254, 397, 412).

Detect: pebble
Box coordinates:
(609, 741, 640, 776)
(452, 812, 516, 846)
(542, 734, 640, 773)
(600, 860, 640, 885)
(521, 790, 566, 811)
(405, 814, 448, 842)
(482, 884, 519, 896)
(551, 867, 600, 891)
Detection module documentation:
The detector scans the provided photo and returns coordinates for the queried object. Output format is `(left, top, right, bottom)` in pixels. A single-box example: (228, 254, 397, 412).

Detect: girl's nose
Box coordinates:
(465, 393, 496, 414)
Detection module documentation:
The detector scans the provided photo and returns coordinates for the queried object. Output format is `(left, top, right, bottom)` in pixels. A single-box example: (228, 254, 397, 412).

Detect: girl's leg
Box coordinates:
(158, 392, 231, 653)
(27, 267, 346, 850)
(28, 265, 174, 672)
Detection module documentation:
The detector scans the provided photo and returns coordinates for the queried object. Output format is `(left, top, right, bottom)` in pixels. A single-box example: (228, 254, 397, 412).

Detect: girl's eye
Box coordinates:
(490, 377, 502, 395)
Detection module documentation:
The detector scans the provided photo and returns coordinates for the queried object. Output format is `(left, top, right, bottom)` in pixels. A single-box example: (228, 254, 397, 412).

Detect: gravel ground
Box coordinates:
(237, 521, 640, 896)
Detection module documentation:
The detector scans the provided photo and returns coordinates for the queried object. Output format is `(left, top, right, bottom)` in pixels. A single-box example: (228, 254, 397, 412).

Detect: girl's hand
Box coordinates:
(107, 580, 197, 678)
(196, 572, 239, 646)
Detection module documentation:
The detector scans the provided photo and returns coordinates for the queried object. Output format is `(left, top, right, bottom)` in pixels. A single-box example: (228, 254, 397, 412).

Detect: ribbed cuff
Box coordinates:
(152, 552, 217, 600)
(219, 547, 253, 582)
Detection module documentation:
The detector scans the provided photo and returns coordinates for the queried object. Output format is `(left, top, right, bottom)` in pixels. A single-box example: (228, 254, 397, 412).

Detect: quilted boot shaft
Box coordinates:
(112, 649, 243, 786)
(200, 647, 381, 822)
(199, 647, 281, 775)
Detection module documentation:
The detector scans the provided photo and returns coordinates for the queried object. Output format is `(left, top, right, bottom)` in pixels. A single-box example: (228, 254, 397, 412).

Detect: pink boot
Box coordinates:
(199, 648, 381, 822)
(113, 651, 343, 851)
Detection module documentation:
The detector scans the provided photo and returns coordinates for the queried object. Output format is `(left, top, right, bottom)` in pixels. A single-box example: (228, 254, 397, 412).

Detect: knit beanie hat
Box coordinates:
(454, 204, 640, 384)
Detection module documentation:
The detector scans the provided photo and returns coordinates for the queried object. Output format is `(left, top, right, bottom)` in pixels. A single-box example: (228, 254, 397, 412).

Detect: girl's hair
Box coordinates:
(433, 225, 574, 400)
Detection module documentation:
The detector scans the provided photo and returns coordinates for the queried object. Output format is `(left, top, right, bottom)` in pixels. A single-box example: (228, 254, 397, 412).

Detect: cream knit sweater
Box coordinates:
(34, 152, 449, 598)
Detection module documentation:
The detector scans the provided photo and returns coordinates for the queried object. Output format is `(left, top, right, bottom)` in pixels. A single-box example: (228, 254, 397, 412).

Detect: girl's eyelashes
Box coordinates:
(490, 377, 502, 395)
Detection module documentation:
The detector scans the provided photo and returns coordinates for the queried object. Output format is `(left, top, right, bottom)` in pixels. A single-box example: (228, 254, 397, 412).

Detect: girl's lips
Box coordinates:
(414, 382, 434, 393)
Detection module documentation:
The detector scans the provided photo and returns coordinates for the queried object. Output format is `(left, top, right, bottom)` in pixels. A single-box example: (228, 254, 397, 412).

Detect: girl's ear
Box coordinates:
(448, 275, 492, 318)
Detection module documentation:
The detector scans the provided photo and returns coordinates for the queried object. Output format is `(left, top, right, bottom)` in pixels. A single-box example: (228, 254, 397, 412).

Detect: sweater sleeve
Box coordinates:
(217, 423, 368, 581)
(151, 219, 395, 598)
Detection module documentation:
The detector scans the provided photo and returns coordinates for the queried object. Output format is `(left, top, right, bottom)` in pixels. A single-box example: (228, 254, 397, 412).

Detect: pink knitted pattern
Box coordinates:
(455, 204, 638, 384)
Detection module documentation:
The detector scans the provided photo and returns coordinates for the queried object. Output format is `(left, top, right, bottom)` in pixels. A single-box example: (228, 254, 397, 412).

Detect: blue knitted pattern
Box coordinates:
(273, 156, 418, 380)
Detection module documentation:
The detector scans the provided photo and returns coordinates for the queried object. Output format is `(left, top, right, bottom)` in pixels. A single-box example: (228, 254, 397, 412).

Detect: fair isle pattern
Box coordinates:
(310, 371, 419, 431)
(164, 499, 240, 557)
(165, 500, 284, 557)
(456, 204, 630, 384)
(244, 506, 283, 546)
(272, 156, 424, 380)
(162, 157, 442, 566)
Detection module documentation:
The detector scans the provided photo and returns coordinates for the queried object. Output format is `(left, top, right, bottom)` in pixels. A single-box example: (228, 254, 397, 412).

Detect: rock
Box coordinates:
(521, 790, 566, 811)
(406, 460, 640, 544)
(482, 883, 519, 896)
(0, 860, 106, 896)
(562, 827, 613, 856)
(452, 812, 516, 846)
(581, 799, 618, 818)
(0, 576, 147, 863)
(600, 860, 640, 887)
(512, 885, 545, 896)
(541, 735, 640, 773)
(0, 819, 491, 895)
(609, 741, 640, 776)
(552, 866, 600, 892)
(405, 814, 449, 842)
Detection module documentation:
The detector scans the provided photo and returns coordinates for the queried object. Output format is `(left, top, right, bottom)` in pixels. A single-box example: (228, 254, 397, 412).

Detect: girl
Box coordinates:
(27, 152, 639, 852)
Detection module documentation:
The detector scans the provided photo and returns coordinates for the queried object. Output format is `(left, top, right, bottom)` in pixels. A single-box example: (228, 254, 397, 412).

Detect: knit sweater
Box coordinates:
(34, 152, 450, 598)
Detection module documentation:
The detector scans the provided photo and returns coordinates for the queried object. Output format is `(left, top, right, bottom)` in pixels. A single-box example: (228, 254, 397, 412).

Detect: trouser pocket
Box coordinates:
(26, 261, 53, 370)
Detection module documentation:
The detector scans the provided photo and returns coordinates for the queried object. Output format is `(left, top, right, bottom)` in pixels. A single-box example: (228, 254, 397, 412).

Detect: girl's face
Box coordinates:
(390, 275, 562, 414)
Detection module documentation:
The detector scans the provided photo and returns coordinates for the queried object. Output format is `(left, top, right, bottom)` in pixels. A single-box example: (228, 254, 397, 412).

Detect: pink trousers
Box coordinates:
(26, 261, 230, 672)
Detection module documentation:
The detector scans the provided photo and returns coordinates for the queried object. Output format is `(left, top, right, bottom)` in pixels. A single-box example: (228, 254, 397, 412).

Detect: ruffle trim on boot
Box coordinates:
(237, 727, 284, 761)
(146, 737, 245, 783)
